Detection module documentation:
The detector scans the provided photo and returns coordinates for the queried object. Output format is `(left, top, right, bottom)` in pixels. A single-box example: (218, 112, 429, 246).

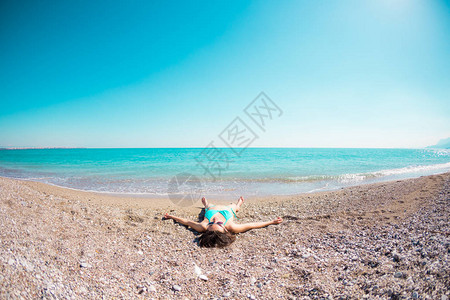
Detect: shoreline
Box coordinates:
(2, 169, 450, 207)
(0, 173, 448, 298)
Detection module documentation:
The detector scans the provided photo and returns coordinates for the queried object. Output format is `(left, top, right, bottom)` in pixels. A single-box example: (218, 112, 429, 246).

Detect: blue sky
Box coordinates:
(1, 0, 449, 148)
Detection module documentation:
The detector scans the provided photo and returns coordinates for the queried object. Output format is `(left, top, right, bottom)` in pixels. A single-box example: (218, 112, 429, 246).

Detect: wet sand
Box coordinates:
(0, 173, 449, 299)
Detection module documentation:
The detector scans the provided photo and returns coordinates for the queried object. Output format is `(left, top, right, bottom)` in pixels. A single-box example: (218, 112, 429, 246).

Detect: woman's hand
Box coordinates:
(272, 217, 283, 225)
(163, 213, 206, 232)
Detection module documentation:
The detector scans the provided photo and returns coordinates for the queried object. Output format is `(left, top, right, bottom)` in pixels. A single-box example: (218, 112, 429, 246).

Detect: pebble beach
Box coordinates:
(0, 173, 449, 299)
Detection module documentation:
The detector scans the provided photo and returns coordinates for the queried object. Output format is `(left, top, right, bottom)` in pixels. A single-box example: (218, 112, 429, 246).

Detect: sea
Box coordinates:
(0, 148, 449, 200)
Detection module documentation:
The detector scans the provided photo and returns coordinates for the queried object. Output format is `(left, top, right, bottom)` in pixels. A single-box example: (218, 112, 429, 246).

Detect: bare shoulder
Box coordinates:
(200, 218, 209, 227)
(226, 220, 240, 232)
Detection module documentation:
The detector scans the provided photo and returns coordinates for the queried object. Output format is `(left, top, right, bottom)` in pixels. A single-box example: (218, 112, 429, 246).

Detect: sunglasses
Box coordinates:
(208, 221, 224, 226)
(207, 221, 228, 232)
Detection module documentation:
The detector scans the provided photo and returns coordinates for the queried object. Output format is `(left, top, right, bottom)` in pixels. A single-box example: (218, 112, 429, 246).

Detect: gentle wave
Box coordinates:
(276, 162, 450, 184)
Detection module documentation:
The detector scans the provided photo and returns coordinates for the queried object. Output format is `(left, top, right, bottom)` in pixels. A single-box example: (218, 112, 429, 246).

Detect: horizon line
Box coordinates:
(0, 146, 441, 150)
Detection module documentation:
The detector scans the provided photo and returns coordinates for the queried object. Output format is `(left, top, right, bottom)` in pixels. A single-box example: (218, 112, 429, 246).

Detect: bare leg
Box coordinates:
(236, 196, 244, 212)
(202, 197, 210, 209)
(230, 196, 244, 212)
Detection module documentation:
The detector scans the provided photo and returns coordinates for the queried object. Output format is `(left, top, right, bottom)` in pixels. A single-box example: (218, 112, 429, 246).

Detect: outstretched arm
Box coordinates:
(164, 213, 206, 233)
(229, 217, 283, 233)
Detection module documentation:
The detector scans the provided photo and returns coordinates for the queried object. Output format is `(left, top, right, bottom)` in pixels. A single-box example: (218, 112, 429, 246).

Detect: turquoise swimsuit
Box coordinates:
(205, 206, 237, 225)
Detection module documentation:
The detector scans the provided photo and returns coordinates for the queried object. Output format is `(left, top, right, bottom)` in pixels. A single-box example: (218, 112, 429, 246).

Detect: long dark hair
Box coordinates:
(198, 230, 236, 248)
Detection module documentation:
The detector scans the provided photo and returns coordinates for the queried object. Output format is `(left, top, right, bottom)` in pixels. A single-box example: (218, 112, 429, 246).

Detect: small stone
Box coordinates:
(394, 272, 404, 278)
(194, 263, 202, 276)
(8, 258, 15, 266)
(137, 250, 144, 255)
(257, 283, 263, 288)
(148, 285, 156, 293)
(302, 253, 311, 259)
(223, 292, 231, 297)
(250, 277, 257, 284)
(442, 296, 448, 300)
(249, 294, 256, 300)
(172, 285, 181, 292)
(367, 260, 379, 268)
(80, 262, 92, 268)
(412, 291, 419, 299)
(199, 274, 208, 281)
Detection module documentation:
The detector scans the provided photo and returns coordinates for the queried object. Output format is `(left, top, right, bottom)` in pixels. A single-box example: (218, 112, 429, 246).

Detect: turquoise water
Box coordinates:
(0, 148, 449, 199)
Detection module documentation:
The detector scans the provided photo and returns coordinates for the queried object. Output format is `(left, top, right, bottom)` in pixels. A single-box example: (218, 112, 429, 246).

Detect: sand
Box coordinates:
(0, 173, 449, 299)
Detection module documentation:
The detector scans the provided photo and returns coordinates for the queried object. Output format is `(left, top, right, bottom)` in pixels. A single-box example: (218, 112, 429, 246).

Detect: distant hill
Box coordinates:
(426, 138, 450, 149)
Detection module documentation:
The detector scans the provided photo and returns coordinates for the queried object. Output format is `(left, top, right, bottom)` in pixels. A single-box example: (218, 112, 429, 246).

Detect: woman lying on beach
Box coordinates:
(164, 196, 283, 248)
